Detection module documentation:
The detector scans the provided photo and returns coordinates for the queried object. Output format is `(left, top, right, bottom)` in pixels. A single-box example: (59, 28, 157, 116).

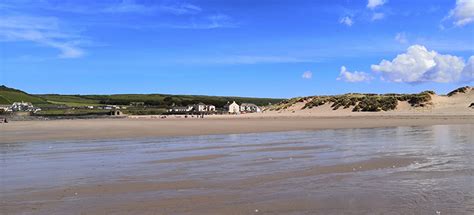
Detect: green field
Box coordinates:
(38, 93, 283, 108)
(39, 95, 102, 107)
(34, 109, 111, 117)
(1, 85, 283, 111)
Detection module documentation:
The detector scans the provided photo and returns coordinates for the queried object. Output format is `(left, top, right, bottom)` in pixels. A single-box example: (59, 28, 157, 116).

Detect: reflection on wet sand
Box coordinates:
(1, 124, 473, 214)
(148, 154, 230, 164)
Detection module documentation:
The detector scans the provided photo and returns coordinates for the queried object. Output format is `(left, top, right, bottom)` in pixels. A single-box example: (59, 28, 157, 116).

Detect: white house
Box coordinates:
(225, 101, 240, 114)
(0, 105, 11, 112)
(169, 103, 216, 113)
(9, 102, 41, 113)
(207, 105, 216, 112)
(193, 103, 207, 112)
(240, 103, 261, 113)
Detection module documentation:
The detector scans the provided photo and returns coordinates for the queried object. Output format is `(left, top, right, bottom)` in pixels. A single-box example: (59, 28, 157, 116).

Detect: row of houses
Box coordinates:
(0, 102, 41, 113)
(226, 101, 261, 113)
(168, 103, 216, 113)
(168, 101, 261, 114)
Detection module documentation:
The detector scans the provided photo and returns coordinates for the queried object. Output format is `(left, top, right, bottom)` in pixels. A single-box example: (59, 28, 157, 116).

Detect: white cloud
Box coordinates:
(371, 45, 472, 83)
(337, 66, 373, 82)
(104, 0, 202, 15)
(302, 71, 313, 79)
(159, 3, 202, 15)
(339, 16, 353, 26)
(371, 12, 385, 21)
(205, 14, 236, 28)
(448, 0, 474, 26)
(395, 32, 408, 44)
(367, 0, 387, 10)
(0, 16, 84, 58)
(461, 56, 474, 82)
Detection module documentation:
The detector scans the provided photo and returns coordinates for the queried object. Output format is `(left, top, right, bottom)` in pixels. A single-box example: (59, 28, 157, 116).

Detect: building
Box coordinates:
(193, 103, 207, 112)
(0, 105, 11, 112)
(207, 105, 216, 112)
(10, 102, 41, 113)
(240, 103, 261, 113)
(225, 101, 240, 114)
(168, 103, 216, 113)
(168, 106, 189, 113)
(11, 102, 33, 111)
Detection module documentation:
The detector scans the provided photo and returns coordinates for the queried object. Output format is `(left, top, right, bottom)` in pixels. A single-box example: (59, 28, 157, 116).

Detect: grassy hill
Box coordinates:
(1, 85, 283, 109)
(0, 85, 49, 105)
(39, 93, 284, 108)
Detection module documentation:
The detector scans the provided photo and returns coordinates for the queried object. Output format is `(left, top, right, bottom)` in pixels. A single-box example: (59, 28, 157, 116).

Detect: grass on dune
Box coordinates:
(271, 91, 435, 112)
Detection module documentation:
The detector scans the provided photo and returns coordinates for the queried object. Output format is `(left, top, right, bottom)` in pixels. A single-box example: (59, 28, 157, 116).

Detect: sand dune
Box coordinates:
(257, 86, 473, 117)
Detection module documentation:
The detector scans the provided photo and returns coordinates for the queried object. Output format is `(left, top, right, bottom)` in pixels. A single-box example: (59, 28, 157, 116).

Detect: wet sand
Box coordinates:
(1, 114, 473, 143)
(1, 124, 473, 214)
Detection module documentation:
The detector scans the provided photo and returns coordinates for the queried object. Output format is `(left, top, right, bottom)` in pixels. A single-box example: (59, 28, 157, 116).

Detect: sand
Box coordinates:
(1, 114, 473, 143)
(2, 124, 473, 214)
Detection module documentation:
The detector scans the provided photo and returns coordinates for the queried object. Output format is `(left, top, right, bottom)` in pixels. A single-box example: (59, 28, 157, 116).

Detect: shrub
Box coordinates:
(303, 97, 328, 109)
(447, 86, 470, 97)
(379, 96, 398, 111)
(407, 92, 432, 107)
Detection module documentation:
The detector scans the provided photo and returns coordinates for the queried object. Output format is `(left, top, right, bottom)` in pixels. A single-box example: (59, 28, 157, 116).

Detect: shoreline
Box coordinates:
(1, 114, 473, 143)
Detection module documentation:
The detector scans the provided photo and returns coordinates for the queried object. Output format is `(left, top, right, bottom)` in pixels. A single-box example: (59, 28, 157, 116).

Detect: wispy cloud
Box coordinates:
(175, 55, 319, 65)
(103, 0, 202, 15)
(395, 32, 408, 44)
(302, 71, 313, 79)
(158, 3, 202, 15)
(446, 0, 474, 26)
(371, 12, 385, 21)
(2, 0, 202, 16)
(1, 0, 236, 31)
(167, 14, 238, 29)
(0, 15, 85, 58)
(367, 0, 387, 10)
(339, 16, 354, 26)
(103, 0, 154, 13)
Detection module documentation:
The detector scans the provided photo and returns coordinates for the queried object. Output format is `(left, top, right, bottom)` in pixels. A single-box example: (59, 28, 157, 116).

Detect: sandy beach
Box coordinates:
(1, 114, 473, 143)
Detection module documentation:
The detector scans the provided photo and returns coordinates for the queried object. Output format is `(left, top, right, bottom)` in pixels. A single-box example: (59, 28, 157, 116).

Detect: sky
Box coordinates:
(0, 0, 473, 98)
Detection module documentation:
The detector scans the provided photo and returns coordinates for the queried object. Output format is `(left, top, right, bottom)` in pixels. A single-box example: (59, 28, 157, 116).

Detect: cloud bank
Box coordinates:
(371, 45, 473, 83)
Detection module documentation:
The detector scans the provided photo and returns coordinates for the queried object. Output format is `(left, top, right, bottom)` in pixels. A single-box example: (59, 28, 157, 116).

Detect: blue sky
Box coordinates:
(0, 0, 473, 98)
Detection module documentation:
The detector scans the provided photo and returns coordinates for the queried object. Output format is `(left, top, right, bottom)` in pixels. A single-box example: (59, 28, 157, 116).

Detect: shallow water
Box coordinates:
(1, 124, 473, 214)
